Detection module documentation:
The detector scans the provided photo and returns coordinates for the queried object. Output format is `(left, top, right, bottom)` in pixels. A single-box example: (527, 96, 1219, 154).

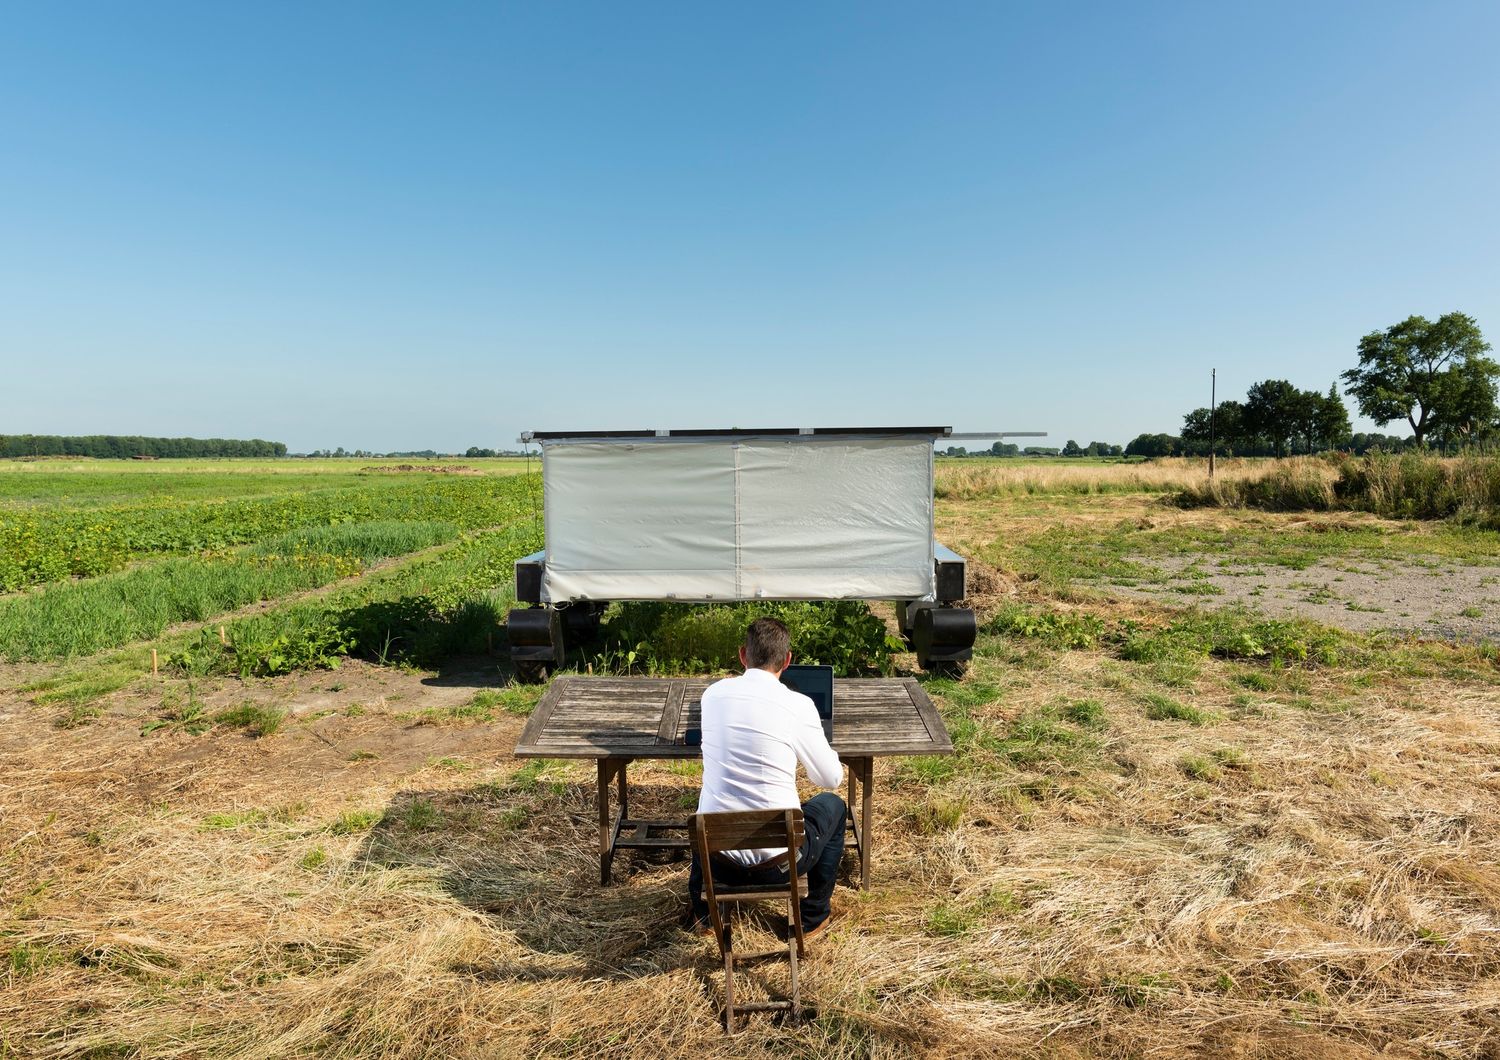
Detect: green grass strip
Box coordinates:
(0, 521, 457, 661)
(174, 521, 545, 677)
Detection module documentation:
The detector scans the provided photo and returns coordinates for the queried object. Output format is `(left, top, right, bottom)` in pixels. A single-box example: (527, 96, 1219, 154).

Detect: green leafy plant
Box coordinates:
(987, 603, 1107, 649)
(592, 599, 900, 676)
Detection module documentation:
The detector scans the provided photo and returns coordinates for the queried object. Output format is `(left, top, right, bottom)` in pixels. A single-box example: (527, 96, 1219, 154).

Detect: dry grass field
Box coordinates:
(934, 454, 1307, 500)
(4, 458, 1500, 1058)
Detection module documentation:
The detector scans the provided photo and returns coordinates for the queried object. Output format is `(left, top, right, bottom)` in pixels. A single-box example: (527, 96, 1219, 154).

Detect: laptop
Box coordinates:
(780, 664, 835, 741)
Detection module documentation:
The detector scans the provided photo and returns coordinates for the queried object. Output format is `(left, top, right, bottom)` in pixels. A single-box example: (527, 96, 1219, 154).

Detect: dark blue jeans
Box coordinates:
(688, 792, 846, 929)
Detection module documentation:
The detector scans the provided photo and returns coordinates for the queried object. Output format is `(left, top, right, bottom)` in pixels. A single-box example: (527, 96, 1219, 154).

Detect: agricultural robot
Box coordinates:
(505, 427, 1039, 683)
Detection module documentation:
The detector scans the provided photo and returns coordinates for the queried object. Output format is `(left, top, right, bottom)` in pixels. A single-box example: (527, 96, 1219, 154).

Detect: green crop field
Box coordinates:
(0, 461, 537, 591)
(2, 455, 1499, 1059)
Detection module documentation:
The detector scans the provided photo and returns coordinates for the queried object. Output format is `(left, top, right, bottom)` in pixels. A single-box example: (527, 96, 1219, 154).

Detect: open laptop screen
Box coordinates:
(780, 664, 834, 722)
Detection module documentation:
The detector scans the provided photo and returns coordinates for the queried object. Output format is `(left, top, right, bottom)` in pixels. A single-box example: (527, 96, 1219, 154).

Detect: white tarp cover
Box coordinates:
(540, 435, 935, 603)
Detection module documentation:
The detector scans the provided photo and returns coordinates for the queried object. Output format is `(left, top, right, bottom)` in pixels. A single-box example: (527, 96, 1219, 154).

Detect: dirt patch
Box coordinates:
(0, 657, 520, 812)
(1110, 555, 1500, 642)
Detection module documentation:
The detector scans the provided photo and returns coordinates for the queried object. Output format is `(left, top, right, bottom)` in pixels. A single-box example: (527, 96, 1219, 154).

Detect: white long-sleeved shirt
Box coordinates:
(696, 666, 844, 865)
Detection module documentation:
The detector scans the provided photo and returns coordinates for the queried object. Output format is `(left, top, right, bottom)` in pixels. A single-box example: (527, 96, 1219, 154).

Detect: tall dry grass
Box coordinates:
(1337, 451, 1500, 523)
(1175, 458, 1339, 512)
(1178, 452, 1500, 524)
(935, 457, 1292, 501)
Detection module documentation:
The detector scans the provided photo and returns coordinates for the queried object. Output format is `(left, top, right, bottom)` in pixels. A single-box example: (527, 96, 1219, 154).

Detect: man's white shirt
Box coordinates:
(696, 666, 844, 865)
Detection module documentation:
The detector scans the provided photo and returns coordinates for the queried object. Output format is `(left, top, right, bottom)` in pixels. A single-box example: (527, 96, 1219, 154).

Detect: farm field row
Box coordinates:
(0, 520, 461, 662)
(0, 471, 541, 591)
(13, 519, 546, 718)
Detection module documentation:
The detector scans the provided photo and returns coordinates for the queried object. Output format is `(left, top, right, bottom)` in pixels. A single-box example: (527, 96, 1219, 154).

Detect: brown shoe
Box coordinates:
(799, 913, 836, 945)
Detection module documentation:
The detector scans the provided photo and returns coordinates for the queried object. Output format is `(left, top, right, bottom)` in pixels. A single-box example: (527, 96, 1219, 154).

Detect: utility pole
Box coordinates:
(1208, 368, 1217, 477)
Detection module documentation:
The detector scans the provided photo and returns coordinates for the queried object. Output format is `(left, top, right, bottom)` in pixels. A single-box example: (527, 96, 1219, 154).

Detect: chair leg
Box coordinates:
(721, 916, 735, 1034)
(787, 932, 801, 1022)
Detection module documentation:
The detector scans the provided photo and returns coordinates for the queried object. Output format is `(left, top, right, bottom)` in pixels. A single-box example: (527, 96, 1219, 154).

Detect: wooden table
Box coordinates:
(514, 676, 954, 888)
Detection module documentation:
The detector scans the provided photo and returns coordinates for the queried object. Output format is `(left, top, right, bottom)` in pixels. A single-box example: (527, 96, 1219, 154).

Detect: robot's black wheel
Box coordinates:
(508, 607, 564, 683)
(913, 606, 977, 673)
(514, 661, 553, 685)
(562, 603, 604, 643)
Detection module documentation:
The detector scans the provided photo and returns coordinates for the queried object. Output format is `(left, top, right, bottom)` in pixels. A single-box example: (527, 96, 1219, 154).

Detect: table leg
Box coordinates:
(857, 758, 873, 889)
(597, 758, 612, 885)
(845, 765, 859, 884)
(617, 758, 629, 822)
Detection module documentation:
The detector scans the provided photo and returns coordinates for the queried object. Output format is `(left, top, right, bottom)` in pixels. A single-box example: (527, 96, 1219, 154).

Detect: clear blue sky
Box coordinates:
(3, 2, 1497, 453)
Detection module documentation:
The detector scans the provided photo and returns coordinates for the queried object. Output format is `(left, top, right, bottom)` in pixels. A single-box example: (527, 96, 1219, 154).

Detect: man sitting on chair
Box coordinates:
(686, 617, 846, 940)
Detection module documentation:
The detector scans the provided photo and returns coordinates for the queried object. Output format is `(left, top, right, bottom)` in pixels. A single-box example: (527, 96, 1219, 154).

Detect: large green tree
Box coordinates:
(1243, 379, 1302, 456)
(1341, 312, 1496, 447)
(1313, 383, 1352, 451)
(1430, 354, 1499, 448)
(1182, 400, 1248, 455)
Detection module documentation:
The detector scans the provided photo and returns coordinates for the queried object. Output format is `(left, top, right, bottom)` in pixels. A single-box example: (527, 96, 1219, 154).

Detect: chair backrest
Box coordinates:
(693, 809, 805, 855)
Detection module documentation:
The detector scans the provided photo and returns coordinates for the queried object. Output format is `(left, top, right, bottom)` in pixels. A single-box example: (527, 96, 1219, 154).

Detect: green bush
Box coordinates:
(595, 600, 902, 676)
(172, 613, 353, 678)
(1062, 698, 1108, 727)
(213, 702, 287, 736)
(1143, 693, 1210, 724)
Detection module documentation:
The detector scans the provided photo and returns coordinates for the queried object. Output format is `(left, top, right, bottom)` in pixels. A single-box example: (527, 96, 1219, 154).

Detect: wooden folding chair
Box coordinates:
(690, 808, 808, 1032)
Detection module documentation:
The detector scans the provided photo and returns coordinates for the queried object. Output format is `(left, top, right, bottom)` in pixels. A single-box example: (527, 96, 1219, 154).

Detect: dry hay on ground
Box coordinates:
(956, 557, 1018, 622)
(3, 638, 1500, 1058)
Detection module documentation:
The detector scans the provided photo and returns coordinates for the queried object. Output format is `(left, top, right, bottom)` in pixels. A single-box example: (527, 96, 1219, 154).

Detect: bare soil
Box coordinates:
(0, 657, 518, 809)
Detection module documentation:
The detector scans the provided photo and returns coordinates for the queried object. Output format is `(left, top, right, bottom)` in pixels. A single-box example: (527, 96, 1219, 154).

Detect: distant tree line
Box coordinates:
(1140, 311, 1498, 458)
(0, 435, 287, 459)
(941, 441, 1126, 458)
(1172, 380, 1353, 457)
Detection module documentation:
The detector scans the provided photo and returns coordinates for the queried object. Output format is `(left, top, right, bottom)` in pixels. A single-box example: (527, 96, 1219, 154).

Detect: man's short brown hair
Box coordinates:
(744, 617, 790, 669)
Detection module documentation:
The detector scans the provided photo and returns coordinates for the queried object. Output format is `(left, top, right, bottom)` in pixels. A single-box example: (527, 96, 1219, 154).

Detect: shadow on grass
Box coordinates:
(355, 771, 854, 1027)
(417, 653, 518, 692)
(338, 597, 504, 670)
(355, 778, 704, 975)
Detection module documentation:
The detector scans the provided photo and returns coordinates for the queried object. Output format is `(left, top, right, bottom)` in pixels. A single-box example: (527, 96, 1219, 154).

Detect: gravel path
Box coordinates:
(1107, 555, 1500, 643)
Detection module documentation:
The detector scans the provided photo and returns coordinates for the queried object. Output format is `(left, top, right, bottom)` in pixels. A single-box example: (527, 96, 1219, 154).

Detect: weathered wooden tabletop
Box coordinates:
(515, 676, 954, 759)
